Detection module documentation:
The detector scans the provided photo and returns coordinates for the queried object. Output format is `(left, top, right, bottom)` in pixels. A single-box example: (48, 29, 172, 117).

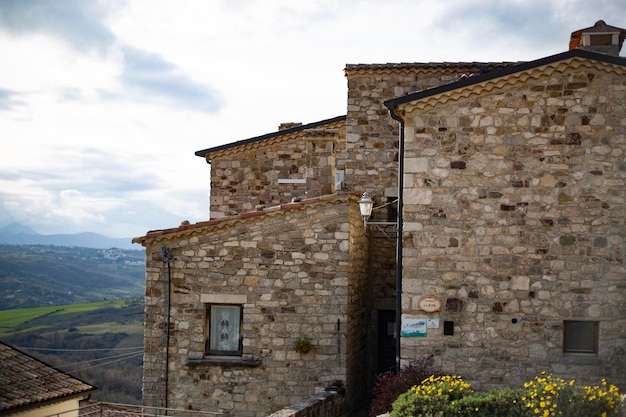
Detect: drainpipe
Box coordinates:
(387, 106, 405, 374)
(162, 246, 173, 410)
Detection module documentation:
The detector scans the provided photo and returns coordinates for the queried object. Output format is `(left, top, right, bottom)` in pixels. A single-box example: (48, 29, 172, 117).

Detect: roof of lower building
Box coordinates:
(132, 193, 357, 247)
(0, 341, 96, 413)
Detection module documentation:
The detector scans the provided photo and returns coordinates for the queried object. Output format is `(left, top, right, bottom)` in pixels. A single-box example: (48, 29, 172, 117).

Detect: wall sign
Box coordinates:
(427, 319, 440, 329)
(401, 316, 427, 337)
(418, 295, 442, 313)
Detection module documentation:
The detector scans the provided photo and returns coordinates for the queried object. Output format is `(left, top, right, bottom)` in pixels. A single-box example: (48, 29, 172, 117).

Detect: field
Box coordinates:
(0, 298, 145, 404)
(0, 299, 138, 336)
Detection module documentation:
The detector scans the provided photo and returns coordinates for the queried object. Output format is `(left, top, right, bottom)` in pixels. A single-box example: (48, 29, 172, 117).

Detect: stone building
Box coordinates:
(134, 21, 626, 416)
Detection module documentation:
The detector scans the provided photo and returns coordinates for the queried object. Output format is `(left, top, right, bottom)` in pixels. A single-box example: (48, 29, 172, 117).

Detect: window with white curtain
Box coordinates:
(206, 304, 242, 355)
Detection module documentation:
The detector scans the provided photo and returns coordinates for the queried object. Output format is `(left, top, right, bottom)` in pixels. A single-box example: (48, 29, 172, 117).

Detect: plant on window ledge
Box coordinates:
(294, 336, 314, 354)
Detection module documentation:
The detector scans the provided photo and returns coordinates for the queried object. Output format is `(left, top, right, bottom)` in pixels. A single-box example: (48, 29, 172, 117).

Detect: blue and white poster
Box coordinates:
(401, 317, 427, 337)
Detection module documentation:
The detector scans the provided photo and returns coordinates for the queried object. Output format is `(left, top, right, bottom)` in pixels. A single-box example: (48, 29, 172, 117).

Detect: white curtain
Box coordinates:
(209, 305, 240, 352)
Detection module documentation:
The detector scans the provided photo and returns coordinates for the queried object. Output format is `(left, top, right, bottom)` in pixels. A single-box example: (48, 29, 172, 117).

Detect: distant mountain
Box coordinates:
(0, 223, 138, 250)
(0, 223, 39, 235)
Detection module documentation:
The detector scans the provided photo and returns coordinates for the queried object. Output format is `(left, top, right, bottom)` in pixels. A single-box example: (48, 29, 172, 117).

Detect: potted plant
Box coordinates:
(294, 336, 314, 354)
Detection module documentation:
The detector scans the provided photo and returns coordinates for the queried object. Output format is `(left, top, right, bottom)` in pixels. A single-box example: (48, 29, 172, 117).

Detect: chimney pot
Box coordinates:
(279, 122, 303, 131)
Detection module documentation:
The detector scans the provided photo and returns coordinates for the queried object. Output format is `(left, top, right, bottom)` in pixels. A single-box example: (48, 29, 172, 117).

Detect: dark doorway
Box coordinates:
(377, 310, 396, 374)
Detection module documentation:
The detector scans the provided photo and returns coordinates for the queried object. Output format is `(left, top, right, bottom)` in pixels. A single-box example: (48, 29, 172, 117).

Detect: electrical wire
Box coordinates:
(64, 351, 144, 373)
(17, 346, 143, 352)
(56, 349, 144, 368)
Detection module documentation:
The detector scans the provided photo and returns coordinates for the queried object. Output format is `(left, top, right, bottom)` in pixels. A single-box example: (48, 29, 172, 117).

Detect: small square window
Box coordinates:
(563, 320, 598, 353)
(205, 304, 242, 356)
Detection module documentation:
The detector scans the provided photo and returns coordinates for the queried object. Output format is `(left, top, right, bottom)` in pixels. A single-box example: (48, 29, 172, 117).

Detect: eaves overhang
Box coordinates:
(384, 49, 626, 114)
(132, 193, 358, 247)
(194, 115, 346, 160)
(344, 61, 519, 75)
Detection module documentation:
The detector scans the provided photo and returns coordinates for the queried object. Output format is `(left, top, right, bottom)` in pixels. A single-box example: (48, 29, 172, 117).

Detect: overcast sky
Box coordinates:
(0, 0, 624, 239)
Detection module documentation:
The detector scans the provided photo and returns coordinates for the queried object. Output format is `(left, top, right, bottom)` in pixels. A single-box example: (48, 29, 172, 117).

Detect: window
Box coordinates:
(563, 320, 598, 353)
(205, 304, 242, 356)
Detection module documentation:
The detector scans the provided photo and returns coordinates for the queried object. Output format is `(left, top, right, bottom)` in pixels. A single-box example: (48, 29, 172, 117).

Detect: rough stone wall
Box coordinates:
(305, 134, 338, 197)
(141, 197, 368, 417)
(344, 66, 486, 197)
(398, 62, 626, 390)
(344, 202, 371, 409)
(265, 389, 347, 417)
(344, 66, 488, 381)
(206, 119, 345, 218)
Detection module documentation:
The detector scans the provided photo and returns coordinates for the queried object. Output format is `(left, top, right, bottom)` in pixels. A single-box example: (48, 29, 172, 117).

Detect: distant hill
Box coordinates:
(0, 223, 138, 250)
(0, 244, 145, 310)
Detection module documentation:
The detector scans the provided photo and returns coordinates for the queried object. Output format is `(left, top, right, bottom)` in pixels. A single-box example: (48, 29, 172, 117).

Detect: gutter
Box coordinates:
(385, 103, 405, 374)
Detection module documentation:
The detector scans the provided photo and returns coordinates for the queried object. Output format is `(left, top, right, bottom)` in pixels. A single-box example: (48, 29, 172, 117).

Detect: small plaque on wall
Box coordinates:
(418, 296, 442, 313)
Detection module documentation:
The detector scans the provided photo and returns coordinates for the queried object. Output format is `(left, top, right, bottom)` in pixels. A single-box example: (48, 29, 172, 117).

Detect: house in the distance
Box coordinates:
(134, 20, 626, 417)
(0, 341, 96, 417)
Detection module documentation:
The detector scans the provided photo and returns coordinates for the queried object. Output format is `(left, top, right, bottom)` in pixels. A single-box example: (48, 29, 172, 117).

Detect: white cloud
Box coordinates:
(0, 0, 624, 237)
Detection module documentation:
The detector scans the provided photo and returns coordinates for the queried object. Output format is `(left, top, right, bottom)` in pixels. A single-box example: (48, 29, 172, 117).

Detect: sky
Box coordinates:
(0, 0, 624, 239)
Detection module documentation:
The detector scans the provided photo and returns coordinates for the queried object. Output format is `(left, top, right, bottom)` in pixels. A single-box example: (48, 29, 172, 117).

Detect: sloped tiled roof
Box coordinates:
(384, 49, 626, 112)
(194, 115, 346, 159)
(344, 61, 520, 74)
(132, 193, 357, 247)
(0, 341, 96, 413)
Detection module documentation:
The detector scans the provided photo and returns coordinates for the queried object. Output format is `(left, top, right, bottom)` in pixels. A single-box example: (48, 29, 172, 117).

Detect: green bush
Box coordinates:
(388, 373, 623, 417)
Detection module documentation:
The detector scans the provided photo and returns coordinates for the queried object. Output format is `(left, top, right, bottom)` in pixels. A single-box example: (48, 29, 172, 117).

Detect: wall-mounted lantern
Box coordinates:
(358, 192, 398, 230)
(358, 192, 374, 228)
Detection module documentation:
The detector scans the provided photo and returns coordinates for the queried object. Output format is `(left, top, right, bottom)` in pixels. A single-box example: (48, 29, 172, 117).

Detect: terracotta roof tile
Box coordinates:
(0, 342, 96, 412)
(195, 116, 346, 159)
(384, 49, 626, 111)
(132, 194, 352, 246)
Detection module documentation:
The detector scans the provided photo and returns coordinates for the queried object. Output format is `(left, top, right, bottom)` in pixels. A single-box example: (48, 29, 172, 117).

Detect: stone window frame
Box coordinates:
(201, 294, 248, 358)
(563, 320, 599, 354)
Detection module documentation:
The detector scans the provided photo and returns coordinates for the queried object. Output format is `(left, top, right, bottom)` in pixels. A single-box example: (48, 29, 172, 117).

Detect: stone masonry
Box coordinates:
(343, 62, 516, 198)
(343, 61, 522, 387)
(136, 195, 369, 417)
(201, 117, 345, 218)
(391, 55, 626, 389)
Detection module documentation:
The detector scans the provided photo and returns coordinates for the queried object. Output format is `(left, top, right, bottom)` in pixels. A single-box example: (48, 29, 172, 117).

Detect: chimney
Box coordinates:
(569, 20, 626, 56)
(278, 122, 303, 131)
